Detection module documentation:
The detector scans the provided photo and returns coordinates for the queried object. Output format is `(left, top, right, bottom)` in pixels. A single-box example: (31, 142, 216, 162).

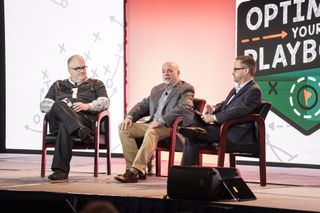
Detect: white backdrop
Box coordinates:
(5, 0, 124, 153)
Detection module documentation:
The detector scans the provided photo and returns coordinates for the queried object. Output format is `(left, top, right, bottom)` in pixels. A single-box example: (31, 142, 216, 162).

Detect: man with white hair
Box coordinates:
(115, 61, 195, 183)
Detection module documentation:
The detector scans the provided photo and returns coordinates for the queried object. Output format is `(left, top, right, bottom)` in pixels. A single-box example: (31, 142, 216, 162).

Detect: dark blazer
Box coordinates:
(182, 80, 262, 145)
(128, 80, 195, 127)
(215, 80, 262, 145)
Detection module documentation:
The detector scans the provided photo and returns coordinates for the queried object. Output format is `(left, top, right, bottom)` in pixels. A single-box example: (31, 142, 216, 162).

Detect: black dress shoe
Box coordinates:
(114, 170, 139, 183)
(179, 126, 207, 140)
(48, 170, 68, 180)
(71, 126, 92, 142)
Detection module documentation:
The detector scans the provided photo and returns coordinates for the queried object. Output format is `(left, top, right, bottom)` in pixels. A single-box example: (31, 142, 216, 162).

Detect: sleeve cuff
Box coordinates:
(157, 118, 166, 126)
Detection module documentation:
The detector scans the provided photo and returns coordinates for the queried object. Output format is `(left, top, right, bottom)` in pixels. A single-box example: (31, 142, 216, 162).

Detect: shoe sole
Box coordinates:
(114, 176, 138, 183)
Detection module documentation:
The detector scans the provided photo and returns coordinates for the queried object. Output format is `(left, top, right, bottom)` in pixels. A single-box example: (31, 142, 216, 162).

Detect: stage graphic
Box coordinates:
(237, 0, 320, 135)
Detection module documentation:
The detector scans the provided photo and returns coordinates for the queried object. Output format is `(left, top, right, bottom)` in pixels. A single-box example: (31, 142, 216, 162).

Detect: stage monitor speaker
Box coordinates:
(167, 166, 255, 201)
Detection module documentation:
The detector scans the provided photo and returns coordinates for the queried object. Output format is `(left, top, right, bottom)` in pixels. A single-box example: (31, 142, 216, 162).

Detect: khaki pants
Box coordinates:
(118, 123, 171, 174)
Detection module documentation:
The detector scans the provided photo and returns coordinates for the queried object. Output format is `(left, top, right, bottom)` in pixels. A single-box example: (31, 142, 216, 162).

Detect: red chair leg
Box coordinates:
(41, 147, 47, 177)
(156, 151, 161, 176)
(94, 146, 99, 177)
(167, 150, 175, 176)
(260, 152, 267, 186)
(229, 154, 236, 167)
(217, 152, 225, 167)
(198, 153, 203, 166)
(106, 146, 111, 175)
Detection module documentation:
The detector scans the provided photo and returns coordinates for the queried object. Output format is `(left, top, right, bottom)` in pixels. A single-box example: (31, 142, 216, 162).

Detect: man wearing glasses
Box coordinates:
(179, 55, 262, 165)
(40, 55, 109, 180)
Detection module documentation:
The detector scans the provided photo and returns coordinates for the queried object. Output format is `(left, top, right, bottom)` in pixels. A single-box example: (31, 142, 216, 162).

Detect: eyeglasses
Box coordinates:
(233, 67, 246, 71)
(69, 66, 87, 71)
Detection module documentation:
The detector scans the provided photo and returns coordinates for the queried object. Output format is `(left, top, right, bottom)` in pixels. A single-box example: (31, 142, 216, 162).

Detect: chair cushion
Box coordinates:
(45, 134, 94, 145)
(226, 142, 259, 154)
(199, 142, 259, 154)
(45, 134, 58, 145)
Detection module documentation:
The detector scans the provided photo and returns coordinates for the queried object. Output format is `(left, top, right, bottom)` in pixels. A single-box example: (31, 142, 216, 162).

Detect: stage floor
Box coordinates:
(0, 153, 320, 212)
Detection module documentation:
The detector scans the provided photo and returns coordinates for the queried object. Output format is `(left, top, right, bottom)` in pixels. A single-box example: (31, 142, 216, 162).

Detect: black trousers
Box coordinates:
(47, 101, 94, 173)
(180, 108, 220, 166)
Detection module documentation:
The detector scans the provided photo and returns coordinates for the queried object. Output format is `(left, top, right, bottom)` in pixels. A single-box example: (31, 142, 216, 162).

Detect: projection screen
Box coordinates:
(5, 0, 124, 153)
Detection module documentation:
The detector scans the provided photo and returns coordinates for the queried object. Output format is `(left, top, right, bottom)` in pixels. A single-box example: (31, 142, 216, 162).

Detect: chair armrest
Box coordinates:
(220, 114, 265, 136)
(95, 110, 110, 124)
(218, 114, 265, 155)
(42, 113, 49, 136)
(167, 116, 183, 151)
(171, 116, 182, 130)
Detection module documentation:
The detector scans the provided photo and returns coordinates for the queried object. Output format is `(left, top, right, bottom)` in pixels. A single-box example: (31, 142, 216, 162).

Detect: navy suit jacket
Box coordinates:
(182, 80, 262, 145)
(215, 80, 262, 145)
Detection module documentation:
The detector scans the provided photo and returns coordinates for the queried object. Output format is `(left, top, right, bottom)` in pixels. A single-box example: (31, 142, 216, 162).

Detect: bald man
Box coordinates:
(114, 61, 195, 183)
(40, 55, 109, 180)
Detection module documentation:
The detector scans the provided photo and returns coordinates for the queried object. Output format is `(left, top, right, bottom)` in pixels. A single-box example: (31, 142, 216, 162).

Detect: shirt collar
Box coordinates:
(235, 78, 253, 93)
(165, 80, 180, 90)
(68, 78, 88, 86)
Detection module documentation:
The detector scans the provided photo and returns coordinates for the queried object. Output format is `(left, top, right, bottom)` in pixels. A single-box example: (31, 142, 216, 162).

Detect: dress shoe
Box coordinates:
(115, 170, 146, 180)
(71, 126, 92, 142)
(114, 170, 138, 183)
(178, 126, 207, 140)
(138, 172, 147, 180)
(48, 170, 68, 180)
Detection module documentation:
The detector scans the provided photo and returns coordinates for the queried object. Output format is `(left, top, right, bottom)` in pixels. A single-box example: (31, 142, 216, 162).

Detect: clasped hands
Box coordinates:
(200, 104, 217, 124)
(62, 98, 89, 112)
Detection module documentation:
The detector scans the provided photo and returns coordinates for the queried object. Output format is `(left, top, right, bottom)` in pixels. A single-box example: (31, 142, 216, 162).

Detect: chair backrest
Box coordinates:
(193, 98, 206, 112)
(257, 101, 272, 119)
(224, 101, 272, 153)
(252, 101, 272, 142)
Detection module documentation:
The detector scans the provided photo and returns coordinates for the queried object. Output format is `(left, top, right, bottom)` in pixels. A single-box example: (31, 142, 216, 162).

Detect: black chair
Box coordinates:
(41, 110, 111, 177)
(197, 101, 272, 186)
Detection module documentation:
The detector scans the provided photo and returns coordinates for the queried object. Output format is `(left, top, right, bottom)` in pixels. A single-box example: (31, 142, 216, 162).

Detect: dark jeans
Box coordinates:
(47, 101, 94, 173)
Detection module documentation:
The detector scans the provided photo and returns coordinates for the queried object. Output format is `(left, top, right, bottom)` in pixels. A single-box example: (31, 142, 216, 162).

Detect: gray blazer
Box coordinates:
(128, 80, 195, 127)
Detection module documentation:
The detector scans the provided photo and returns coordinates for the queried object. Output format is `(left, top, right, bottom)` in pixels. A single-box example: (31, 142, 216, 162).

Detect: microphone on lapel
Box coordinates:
(165, 91, 168, 96)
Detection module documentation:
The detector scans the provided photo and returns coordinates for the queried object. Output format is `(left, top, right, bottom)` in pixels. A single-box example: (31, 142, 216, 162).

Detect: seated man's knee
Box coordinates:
(118, 125, 134, 137)
(51, 100, 67, 110)
(118, 128, 127, 137)
(145, 128, 157, 137)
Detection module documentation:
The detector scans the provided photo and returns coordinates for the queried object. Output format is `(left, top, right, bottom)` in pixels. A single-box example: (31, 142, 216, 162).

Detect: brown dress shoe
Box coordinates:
(179, 126, 207, 140)
(114, 170, 138, 183)
(116, 170, 146, 180)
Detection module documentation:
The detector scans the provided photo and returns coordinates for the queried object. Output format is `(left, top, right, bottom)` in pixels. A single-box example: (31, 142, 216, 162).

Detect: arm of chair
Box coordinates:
(42, 114, 49, 147)
(168, 116, 183, 151)
(217, 114, 265, 163)
(94, 110, 110, 145)
(95, 110, 110, 124)
(42, 114, 49, 134)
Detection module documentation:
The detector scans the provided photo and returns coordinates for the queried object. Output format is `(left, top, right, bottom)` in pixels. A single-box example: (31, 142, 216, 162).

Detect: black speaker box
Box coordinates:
(167, 166, 255, 201)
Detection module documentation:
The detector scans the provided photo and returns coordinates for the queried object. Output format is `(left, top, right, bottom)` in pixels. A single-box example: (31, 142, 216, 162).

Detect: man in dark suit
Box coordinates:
(179, 55, 262, 165)
(114, 61, 195, 183)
